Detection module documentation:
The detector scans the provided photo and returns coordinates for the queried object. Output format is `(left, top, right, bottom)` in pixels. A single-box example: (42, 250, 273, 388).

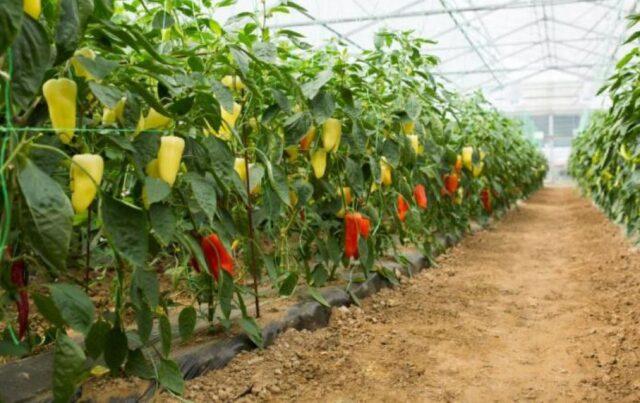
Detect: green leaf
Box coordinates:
(158, 358, 184, 395)
(239, 317, 263, 348)
(308, 287, 330, 307)
(184, 172, 217, 225)
(159, 314, 172, 357)
(149, 203, 176, 245)
(101, 194, 149, 268)
(301, 68, 332, 99)
(278, 272, 298, 296)
(125, 348, 155, 379)
(144, 177, 171, 205)
(0, 0, 22, 56)
(10, 17, 51, 110)
(32, 292, 65, 328)
(152, 10, 175, 30)
(88, 82, 124, 108)
(178, 306, 197, 342)
(284, 112, 312, 145)
(310, 90, 335, 123)
(55, 0, 94, 63)
(253, 41, 277, 63)
(130, 267, 159, 309)
(134, 303, 153, 344)
(75, 56, 119, 80)
(85, 320, 110, 359)
(218, 270, 234, 319)
(104, 326, 128, 374)
(48, 284, 95, 335)
(53, 332, 87, 403)
(211, 81, 234, 113)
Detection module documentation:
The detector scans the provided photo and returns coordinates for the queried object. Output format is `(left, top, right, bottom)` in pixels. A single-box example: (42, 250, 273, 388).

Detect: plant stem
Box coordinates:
(84, 207, 92, 292)
(243, 132, 260, 318)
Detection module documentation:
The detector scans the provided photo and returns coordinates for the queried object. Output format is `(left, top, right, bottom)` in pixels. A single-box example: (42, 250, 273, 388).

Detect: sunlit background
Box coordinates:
(213, 0, 638, 180)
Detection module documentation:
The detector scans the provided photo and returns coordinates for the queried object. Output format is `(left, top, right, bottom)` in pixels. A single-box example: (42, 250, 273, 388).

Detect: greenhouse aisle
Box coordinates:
(173, 187, 640, 402)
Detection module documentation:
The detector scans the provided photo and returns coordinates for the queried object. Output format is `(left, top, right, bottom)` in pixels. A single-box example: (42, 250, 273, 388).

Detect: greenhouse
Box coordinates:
(0, 0, 639, 401)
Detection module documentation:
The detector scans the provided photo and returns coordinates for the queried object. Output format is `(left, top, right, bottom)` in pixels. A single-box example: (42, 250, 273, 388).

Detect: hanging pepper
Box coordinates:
(6, 248, 28, 340)
(70, 48, 96, 81)
(102, 97, 126, 126)
(299, 126, 316, 151)
(311, 149, 327, 178)
(70, 154, 104, 214)
(217, 102, 242, 140)
(23, 0, 41, 19)
(454, 155, 463, 173)
(472, 162, 484, 177)
(397, 195, 409, 222)
(462, 146, 474, 170)
(444, 173, 459, 194)
(480, 188, 493, 214)
(221, 75, 245, 91)
(234, 157, 247, 182)
(454, 187, 464, 205)
(344, 213, 360, 259)
(285, 146, 299, 162)
(356, 213, 371, 239)
(42, 78, 77, 144)
(137, 108, 172, 133)
(201, 234, 234, 281)
(322, 118, 342, 152)
(413, 184, 428, 210)
(157, 136, 185, 186)
(380, 157, 392, 186)
(402, 120, 415, 135)
(407, 134, 421, 154)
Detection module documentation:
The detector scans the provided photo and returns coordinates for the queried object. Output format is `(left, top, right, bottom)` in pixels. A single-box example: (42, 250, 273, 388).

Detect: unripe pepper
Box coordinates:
(311, 149, 327, 178)
(70, 154, 104, 214)
(444, 173, 459, 194)
(462, 146, 473, 170)
(157, 136, 184, 186)
(397, 195, 409, 222)
(380, 157, 392, 186)
(217, 102, 242, 140)
(23, 0, 41, 19)
(322, 118, 342, 152)
(42, 78, 77, 144)
(71, 48, 96, 80)
(344, 213, 360, 259)
(102, 97, 126, 126)
(200, 234, 234, 281)
(299, 126, 316, 151)
(137, 108, 172, 133)
(221, 75, 245, 91)
(413, 184, 428, 210)
(285, 146, 299, 162)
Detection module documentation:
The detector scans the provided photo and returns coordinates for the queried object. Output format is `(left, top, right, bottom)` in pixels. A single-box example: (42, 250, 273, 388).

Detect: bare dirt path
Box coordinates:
(174, 187, 640, 402)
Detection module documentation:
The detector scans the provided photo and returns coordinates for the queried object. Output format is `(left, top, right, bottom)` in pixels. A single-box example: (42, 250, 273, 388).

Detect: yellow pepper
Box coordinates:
(289, 190, 298, 207)
(234, 157, 247, 182)
(311, 149, 327, 179)
(221, 75, 245, 91)
(339, 186, 353, 205)
(137, 108, 172, 133)
(472, 162, 484, 178)
(146, 159, 160, 178)
(70, 48, 96, 80)
(402, 121, 414, 135)
(407, 135, 420, 154)
(380, 157, 392, 186)
(42, 78, 77, 144)
(285, 146, 299, 162)
(322, 118, 342, 153)
(217, 102, 242, 140)
(157, 136, 184, 186)
(102, 97, 126, 126)
(70, 154, 104, 214)
(462, 146, 473, 170)
(23, 0, 41, 19)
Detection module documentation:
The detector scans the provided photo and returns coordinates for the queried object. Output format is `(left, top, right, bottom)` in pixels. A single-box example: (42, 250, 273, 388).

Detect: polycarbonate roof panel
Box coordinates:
(214, 0, 638, 114)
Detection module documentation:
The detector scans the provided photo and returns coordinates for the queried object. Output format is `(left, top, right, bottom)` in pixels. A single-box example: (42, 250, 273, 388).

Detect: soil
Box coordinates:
(165, 187, 640, 402)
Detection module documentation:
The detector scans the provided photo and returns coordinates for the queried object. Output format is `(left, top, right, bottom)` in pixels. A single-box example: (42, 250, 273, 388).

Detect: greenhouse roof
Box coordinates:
(220, 0, 638, 114)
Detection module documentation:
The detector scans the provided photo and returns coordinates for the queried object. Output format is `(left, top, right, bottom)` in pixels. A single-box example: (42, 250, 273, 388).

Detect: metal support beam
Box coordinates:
(269, 0, 607, 29)
(441, 61, 604, 75)
(432, 36, 609, 51)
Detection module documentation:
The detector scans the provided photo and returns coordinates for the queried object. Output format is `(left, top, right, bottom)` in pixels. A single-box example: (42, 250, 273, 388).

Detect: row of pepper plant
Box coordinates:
(0, 0, 547, 400)
(569, 14, 640, 238)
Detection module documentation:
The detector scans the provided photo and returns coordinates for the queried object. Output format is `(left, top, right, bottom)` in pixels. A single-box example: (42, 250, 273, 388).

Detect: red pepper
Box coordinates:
(201, 234, 234, 281)
(344, 213, 360, 259)
(480, 188, 493, 214)
(444, 173, 459, 194)
(413, 184, 428, 210)
(189, 257, 201, 273)
(396, 195, 409, 222)
(356, 214, 371, 239)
